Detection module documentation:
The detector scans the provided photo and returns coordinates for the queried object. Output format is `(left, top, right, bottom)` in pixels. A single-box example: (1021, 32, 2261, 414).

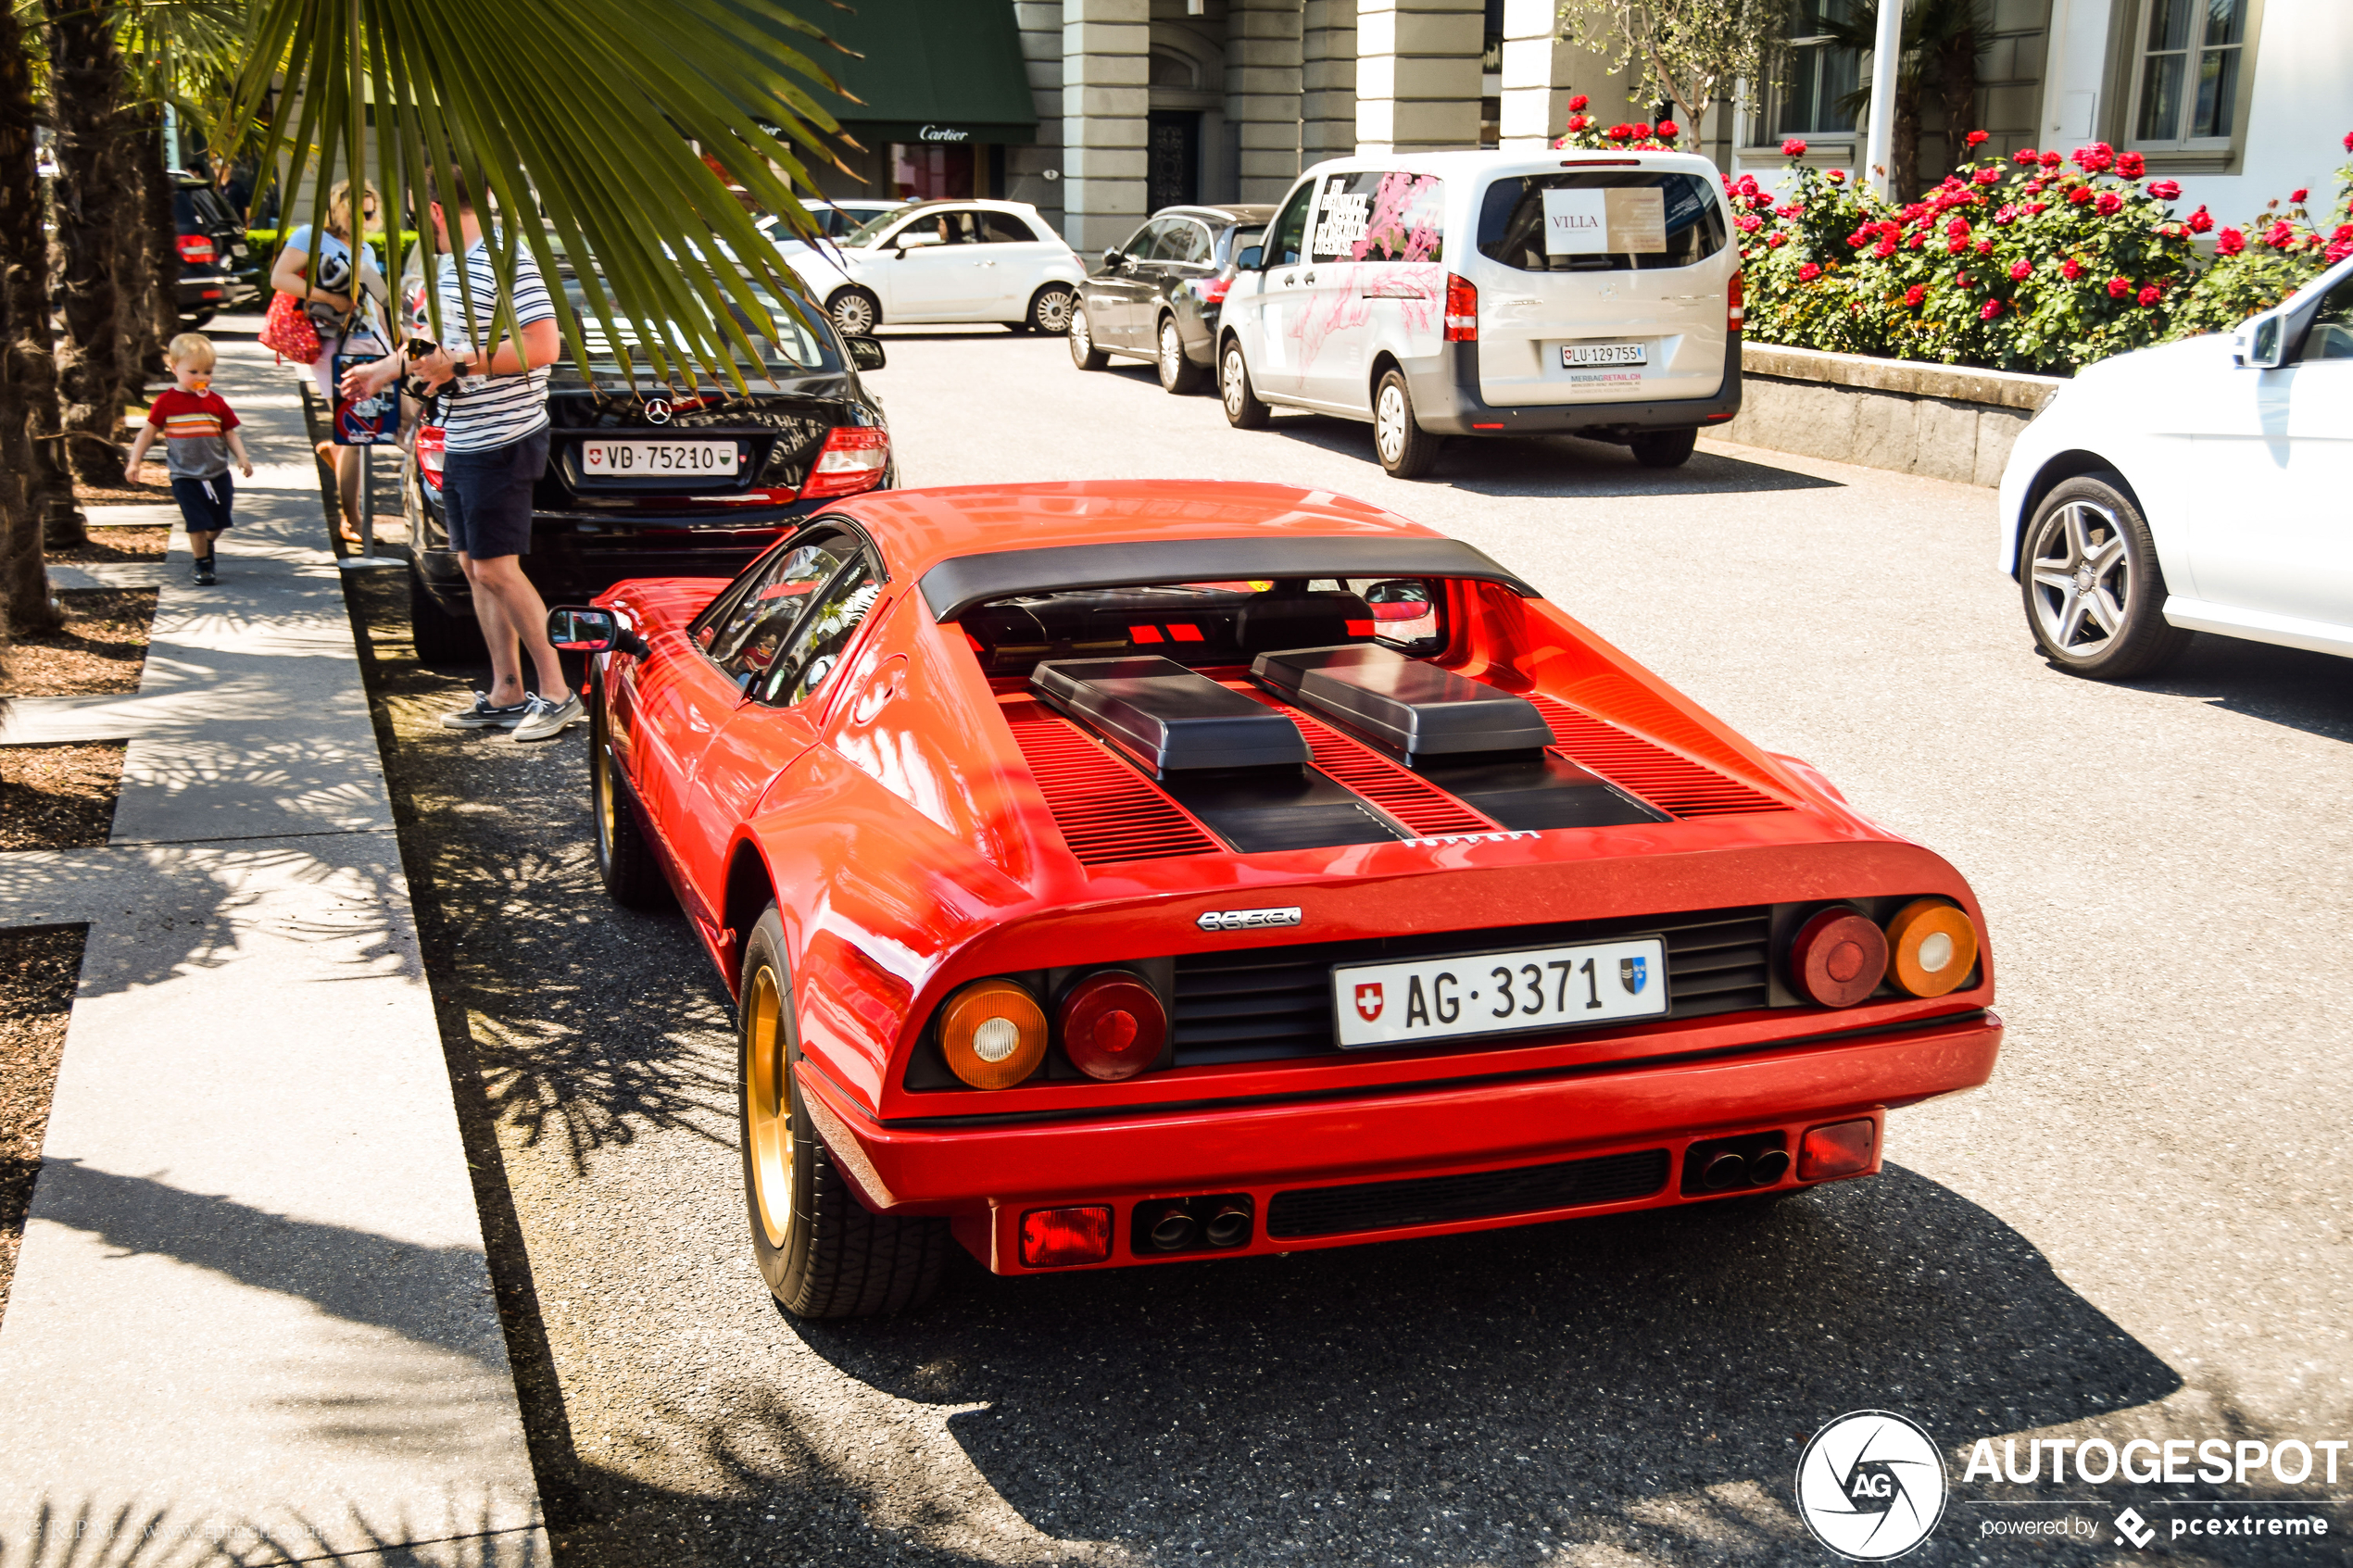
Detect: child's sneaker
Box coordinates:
(193, 558, 217, 585)
(441, 692, 531, 730)
(510, 692, 584, 743)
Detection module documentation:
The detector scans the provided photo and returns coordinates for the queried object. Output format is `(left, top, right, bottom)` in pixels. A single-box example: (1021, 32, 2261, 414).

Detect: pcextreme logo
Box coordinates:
(1794, 1411, 1949, 1561)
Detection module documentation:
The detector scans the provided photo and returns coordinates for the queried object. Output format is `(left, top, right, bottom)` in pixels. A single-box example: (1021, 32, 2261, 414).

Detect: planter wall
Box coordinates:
(1719, 345, 2065, 487)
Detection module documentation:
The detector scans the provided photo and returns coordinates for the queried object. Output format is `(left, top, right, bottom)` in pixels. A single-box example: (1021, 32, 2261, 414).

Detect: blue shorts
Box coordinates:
(441, 426, 549, 560)
(170, 473, 234, 533)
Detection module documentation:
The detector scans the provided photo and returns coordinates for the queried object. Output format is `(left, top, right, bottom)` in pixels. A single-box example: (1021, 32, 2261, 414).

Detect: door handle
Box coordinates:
(1282, 273, 1299, 286)
(1302, 271, 1316, 284)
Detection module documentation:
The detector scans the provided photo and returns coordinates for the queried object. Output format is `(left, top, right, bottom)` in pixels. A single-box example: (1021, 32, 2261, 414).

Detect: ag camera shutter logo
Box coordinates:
(1795, 1411, 1948, 1561)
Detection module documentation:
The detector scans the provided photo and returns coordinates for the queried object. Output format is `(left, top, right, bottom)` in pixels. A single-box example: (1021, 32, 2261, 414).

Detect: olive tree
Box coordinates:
(1555, 0, 1790, 150)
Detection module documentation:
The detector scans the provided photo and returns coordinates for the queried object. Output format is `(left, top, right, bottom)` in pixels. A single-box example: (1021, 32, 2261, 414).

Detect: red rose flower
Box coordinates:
(2008, 259, 2032, 281)
(2068, 185, 2095, 206)
(2095, 192, 2122, 216)
(2137, 284, 2160, 307)
(2264, 220, 2296, 248)
(1906, 232, 1925, 248)
(1874, 238, 1897, 258)
(2345, 131, 2353, 153)
(1975, 237, 1994, 254)
(2329, 235, 2353, 264)
(2014, 147, 2038, 165)
(2061, 257, 2082, 280)
(2116, 151, 2145, 178)
(1735, 214, 1763, 233)
(1995, 203, 2020, 223)
(2107, 276, 2131, 297)
(1966, 130, 1989, 147)
(2292, 187, 2309, 204)
(1765, 231, 1787, 248)
(1954, 270, 1974, 289)
(1827, 169, 1848, 183)
(1607, 123, 1631, 141)
(2076, 142, 2115, 172)
(1656, 119, 1680, 139)
(2216, 227, 2246, 256)
(1972, 167, 2001, 185)
(2148, 179, 2181, 200)
(1782, 137, 1807, 157)
(1903, 284, 1927, 307)
(2024, 179, 2044, 194)
(2027, 201, 2049, 215)
(1946, 236, 1968, 254)
(1631, 122, 1653, 139)
(1568, 94, 1590, 111)
(1980, 297, 2004, 320)
(1945, 216, 1971, 238)
(2039, 151, 2062, 169)
(1797, 262, 1822, 282)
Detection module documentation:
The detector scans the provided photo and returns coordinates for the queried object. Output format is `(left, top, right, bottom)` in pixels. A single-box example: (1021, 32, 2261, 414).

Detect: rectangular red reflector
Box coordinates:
(1798, 1119, 1877, 1181)
(1128, 624, 1164, 644)
(1167, 622, 1204, 643)
(1020, 1205, 1113, 1267)
(1472, 422, 1504, 430)
(1345, 620, 1375, 637)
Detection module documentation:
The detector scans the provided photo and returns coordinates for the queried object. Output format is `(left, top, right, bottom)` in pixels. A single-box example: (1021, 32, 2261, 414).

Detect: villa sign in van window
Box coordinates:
(1542, 188, 1667, 255)
(1311, 171, 1445, 264)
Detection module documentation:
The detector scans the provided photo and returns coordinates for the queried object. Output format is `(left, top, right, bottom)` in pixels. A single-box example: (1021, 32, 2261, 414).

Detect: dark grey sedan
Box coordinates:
(1069, 203, 1271, 393)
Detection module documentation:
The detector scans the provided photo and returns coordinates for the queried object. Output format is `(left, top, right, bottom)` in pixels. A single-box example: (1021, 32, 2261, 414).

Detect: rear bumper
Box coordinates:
(1408, 332, 1743, 437)
(798, 1008, 2000, 1273)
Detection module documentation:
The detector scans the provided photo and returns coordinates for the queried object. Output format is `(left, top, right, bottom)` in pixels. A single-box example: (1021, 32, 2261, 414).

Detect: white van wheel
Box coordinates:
(1374, 370, 1441, 479)
(1221, 340, 1269, 429)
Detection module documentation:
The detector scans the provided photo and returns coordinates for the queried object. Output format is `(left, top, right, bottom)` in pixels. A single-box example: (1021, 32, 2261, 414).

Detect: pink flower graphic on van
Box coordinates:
(1353, 172, 1445, 264)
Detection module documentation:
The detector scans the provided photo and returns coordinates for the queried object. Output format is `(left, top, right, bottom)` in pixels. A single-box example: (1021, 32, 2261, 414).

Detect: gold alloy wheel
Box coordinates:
(594, 734, 617, 862)
(744, 965, 795, 1249)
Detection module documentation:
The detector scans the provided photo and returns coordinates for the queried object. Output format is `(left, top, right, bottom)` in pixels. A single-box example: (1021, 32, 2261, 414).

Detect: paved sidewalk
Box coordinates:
(0, 337, 546, 1566)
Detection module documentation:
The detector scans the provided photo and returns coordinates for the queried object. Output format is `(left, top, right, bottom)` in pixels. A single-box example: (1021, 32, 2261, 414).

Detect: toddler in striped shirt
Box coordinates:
(124, 332, 255, 586)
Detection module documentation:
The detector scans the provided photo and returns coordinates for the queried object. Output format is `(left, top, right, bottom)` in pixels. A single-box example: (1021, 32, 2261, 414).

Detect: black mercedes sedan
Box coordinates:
(402, 276, 894, 662)
(1068, 203, 1270, 394)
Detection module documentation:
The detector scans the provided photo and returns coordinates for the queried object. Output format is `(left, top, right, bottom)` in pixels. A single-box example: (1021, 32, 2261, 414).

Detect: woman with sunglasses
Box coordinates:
(271, 179, 390, 545)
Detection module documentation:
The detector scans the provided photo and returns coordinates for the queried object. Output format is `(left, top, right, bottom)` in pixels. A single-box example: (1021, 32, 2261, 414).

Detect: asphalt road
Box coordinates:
(350, 326, 2353, 1566)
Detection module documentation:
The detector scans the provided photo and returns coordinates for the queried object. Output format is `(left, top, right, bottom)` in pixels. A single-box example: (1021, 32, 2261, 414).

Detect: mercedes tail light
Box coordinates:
(415, 425, 447, 494)
(798, 426, 889, 500)
(1443, 273, 1478, 341)
(939, 978, 1048, 1089)
(177, 233, 217, 266)
(1729, 270, 1745, 332)
(1198, 273, 1234, 307)
(1058, 971, 1166, 1082)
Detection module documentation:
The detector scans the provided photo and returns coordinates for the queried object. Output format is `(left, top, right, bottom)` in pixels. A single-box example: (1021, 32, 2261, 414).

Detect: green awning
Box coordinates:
(812, 0, 1038, 145)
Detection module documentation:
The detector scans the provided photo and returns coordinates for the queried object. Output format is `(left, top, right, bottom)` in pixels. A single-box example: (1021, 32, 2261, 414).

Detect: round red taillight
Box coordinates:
(1059, 971, 1166, 1082)
(1790, 908, 1888, 1008)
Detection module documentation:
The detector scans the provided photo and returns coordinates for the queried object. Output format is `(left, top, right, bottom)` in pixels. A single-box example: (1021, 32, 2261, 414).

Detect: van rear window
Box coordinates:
(1477, 172, 1726, 272)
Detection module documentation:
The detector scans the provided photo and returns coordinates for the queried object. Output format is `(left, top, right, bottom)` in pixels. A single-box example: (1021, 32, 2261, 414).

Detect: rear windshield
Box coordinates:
(1478, 172, 1726, 272)
(1311, 171, 1445, 265)
(560, 276, 838, 378)
(964, 578, 1445, 680)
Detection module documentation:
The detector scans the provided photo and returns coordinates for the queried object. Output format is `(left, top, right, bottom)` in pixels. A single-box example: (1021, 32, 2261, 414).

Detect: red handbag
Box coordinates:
(259, 289, 322, 363)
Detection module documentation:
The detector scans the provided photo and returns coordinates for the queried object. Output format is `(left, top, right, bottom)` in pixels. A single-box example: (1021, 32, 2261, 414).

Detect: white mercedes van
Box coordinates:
(1216, 149, 1743, 477)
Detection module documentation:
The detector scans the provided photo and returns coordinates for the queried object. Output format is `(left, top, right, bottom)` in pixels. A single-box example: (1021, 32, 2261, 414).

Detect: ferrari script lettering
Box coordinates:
(1196, 906, 1302, 933)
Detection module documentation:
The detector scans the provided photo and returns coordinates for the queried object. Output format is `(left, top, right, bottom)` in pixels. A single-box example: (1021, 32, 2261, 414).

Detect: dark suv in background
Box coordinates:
(403, 273, 895, 661)
(1069, 203, 1270, 393)
(170, 172, 254, 325)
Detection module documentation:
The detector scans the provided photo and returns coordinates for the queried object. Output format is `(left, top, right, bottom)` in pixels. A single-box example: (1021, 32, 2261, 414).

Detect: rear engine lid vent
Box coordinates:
(1521, 693, 1788, 818)
(1032, 657, 1309, 777)
(1250, 644, 1554, 760)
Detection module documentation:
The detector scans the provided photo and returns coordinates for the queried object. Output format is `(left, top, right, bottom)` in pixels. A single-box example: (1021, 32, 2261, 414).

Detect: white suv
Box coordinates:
(1216, 150, 1743, 477)
(827, 199, 1087, 336)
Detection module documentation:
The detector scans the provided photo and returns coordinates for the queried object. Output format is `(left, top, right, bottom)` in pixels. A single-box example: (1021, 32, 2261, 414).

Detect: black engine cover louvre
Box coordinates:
(1412, 750, 1669, 832)
(1265, 1148, 1671, 1238)
(1031, 657, 1308, 775)
(1251, 644, 1555, 759)
(1158, 767, 1402, 854)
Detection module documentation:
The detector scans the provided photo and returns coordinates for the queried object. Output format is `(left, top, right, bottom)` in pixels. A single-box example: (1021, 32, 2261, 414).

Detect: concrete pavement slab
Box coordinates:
(0, 333, 545, 1566)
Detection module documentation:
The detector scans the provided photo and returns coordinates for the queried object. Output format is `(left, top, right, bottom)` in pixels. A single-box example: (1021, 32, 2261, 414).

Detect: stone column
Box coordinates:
(1010, 1, 1065, 225)
(1302, 0, 1358, 165)
(1063, 0, 1149, 250)
(1355, 0, 1482, 155)
(1226, 0, 1304, 201)
(1497, 0, 1634, 153)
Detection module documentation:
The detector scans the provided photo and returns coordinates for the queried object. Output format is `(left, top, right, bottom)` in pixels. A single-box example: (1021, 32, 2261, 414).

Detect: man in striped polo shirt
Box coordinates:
(344, 166, 578, 742)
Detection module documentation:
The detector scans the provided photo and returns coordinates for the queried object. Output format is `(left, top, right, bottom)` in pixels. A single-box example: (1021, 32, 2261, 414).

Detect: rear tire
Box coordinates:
(827, 286, 880, 338)
(739, 908, 949, 1319)
(1373, 369, 1441, 479)
(1157, 316, 1206, 394)
(589, 673, 671, 910)
(408, 564, 484, 664)
(179, 308, 216, 330)
(1028, 284, 1076, 335)
(1629, 428, 1698, 469)
(2020, 473, 2190, 680)
(1220, 337, 1270, 430)
(1068, 302, 1110, 370)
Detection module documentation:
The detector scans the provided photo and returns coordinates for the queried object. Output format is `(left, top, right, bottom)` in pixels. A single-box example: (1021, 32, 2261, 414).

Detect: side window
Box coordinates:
(756, 559, 883, 707)
(1120, 221, 1164, 261)
(982, 212, 1036, 245)
(1165, 220, 1214, 265)
(1265, 182, 1315, 267)
(2294, 272, 2353, 363)
(1311, 171, 1444, 264)
(698, 534, 857, 690)
(942, 209, 987, 245)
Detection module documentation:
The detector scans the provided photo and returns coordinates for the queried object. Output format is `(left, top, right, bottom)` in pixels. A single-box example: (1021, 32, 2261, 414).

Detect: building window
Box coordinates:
(889, 144, 973, 202)
(2128, 0, 2249, 148)
(1771, 0, 1862, 139)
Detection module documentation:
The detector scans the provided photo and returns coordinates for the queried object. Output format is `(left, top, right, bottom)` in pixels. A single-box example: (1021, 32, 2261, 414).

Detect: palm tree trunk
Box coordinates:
(1894, 83, 1922, 198)
(144, 113, 179, 367)
(0, 0, 66, 635)
(44, 0, 129, 501)
(1934, 28, 1980, 176)
(113, 107, 160, 398)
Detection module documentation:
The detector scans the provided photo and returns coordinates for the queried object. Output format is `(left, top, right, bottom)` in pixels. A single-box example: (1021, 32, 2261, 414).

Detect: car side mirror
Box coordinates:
(846, 335, 887, 370)
(547, 606, 647, 657)
(1236, 245, 1264, 271)
(1363, 579, 1432, 621)
(2233, 310, 2285, 369)
(1101, 247, 1126, 270)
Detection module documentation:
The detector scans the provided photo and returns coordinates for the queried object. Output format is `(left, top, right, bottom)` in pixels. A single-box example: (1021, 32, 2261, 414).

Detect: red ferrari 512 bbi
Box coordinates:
(548, 481, 2001, 1318)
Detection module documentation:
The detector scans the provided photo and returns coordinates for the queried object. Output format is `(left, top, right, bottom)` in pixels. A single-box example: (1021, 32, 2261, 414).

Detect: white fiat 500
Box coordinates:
(826, 199, 1086, 336)
(1215, 149, 1744, 477)
(1997, 251, 2353, 679)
